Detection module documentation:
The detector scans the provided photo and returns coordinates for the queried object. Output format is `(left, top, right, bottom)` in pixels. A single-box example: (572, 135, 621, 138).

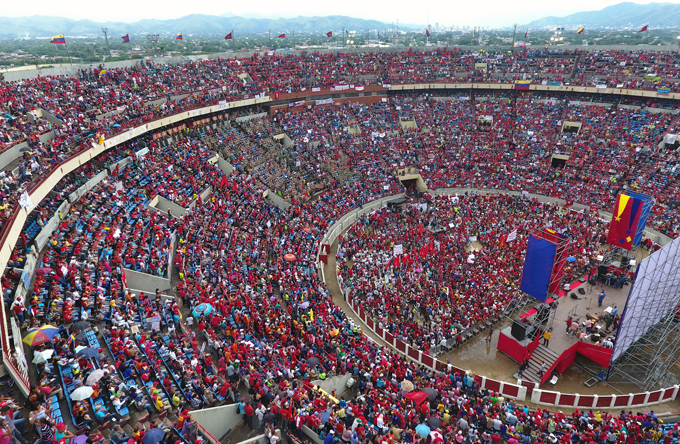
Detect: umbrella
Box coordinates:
(71, 320, 91, 332)
(306, 357, 320, 366)
(76, 347, 98, 359)
(400, 380, 414, 392)
(75, 345, 87, 353)
(74, 332, 86, 341)
(415, 424, 431, 438)
(142, 427, 165, 444)
(423, 387, 438, 401)
(23, 325, 60, 346)
(284, 254, 296, 261)
(32, 349, 54, 364)
(405, 391, 429, 405)
(427, 417, 443, 428)
(192, 303, 214, 317)
(71, 436, 88, 444)
(70, 386, 94, 401)
(35, 267, 53, 276)
(567, 256, 577, 262)
(86, 369, 106, 386)
(112, 124, 121, 127)
(300, 301, 310, 309)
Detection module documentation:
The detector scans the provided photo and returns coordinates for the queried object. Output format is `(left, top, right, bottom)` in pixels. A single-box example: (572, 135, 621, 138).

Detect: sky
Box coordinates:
(0, 0, 667, 28)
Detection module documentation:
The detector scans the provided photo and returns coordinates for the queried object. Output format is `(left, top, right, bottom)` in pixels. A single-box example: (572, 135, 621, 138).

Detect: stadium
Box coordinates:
(1, 45, 680, 444)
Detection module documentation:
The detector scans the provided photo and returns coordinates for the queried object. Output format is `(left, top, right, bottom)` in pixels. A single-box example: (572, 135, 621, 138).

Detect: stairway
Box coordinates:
(521, 344, 561, 386)
(569, 53, 582, 81)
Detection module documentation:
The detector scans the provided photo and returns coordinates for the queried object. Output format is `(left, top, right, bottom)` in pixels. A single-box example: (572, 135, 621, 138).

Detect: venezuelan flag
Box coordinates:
(176, 32, 183, 40)
(50, 34, 66, 44)
(122, 34, 130, 43)
(278, 33, 286, 38)
(576, 26, 585, 34)
(425, 29, 431, 37)
(606, 193, 643, 251)
(514, 80, 531, 90)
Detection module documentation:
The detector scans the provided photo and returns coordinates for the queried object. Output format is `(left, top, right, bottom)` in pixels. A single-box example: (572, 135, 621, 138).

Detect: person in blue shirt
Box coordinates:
(324, 430, 336, 444)
(237, 401, 246, 415)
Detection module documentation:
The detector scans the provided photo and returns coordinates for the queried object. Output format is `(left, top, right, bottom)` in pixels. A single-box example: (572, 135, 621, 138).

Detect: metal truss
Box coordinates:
(606, 237, 680, 391)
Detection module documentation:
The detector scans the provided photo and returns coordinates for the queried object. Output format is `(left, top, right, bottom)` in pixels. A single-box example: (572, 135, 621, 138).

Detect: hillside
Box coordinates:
(527, 2, 680, 29)
(0, 14, 406, 38)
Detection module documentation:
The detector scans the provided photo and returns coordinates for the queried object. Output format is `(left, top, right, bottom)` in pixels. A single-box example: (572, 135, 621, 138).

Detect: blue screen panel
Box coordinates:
(520, 235, 557, 302)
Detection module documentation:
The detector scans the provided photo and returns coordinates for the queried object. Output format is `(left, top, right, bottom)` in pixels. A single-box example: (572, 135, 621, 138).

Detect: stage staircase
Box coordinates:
(521, 344, 561, 385)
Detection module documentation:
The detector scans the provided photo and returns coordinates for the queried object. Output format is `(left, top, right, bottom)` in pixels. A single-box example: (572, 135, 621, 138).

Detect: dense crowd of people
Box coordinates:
(337, 195, 605, 354)
(2, 49, 680, 444)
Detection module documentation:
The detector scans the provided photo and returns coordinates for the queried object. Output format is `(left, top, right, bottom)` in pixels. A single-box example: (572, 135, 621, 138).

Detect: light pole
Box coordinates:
(101, 27, 111, 58)
(677, 36, 680, 52)
(511, 23, 518, 52)
(146, 34, 159, 57)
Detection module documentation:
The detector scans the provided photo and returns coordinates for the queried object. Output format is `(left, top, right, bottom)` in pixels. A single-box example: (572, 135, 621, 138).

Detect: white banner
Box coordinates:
(135, 147, 150, 158)
(19, 191, 33, 211)
(355, 86, 365, 91)
(218, 100, 228, 109)
(393, 244, 403, 255)
(315, 98, 333, 106)
(506, 229, 518, 242)
(312, 87, 321, 92)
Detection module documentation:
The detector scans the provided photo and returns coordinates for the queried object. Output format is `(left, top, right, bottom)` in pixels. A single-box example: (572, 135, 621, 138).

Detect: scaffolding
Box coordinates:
(606, 236, 680, 390)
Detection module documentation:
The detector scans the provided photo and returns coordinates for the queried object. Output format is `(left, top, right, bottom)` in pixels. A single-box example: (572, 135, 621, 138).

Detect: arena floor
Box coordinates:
(325, 233, 680, 413)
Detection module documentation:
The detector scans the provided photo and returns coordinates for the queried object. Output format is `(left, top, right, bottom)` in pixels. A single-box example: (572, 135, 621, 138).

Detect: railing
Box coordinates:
(319, 188, 679, 408)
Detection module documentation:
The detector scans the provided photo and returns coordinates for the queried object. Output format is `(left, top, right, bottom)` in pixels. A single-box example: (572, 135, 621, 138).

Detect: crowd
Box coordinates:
(336, 195, 605, 354)
(2, 51, 680, 444)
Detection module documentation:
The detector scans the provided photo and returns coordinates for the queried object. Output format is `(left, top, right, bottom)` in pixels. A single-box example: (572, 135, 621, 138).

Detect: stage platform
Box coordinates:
(498, 277, 633, 387)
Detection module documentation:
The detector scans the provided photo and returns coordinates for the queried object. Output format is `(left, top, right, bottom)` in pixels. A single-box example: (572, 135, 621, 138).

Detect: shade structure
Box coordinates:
(142, 427, 166, 444)
(415, 424, 431, 438)
(86, 369, 106, 386)
(71, 320, 91, 332)
(76, 347, 98, 359)
(23, 325, 60, 346)
(32, 349, 54, 364)
(70, 386, 94, 401)
(400, 380, 414, 392)
(192, 303, 214, 317)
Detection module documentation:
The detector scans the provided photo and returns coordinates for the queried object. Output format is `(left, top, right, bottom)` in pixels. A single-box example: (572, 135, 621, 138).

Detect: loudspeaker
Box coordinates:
(578, 288, 586, 295)
(511, 319, 527, 341)
(570, 293, 578, 300)
(598, 265, 609, 281)
(535, 303, 551, 324)
(526, 325, 540, 340)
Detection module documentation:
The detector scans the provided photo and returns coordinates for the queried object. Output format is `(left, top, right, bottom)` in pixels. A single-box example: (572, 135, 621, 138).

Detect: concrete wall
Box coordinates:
(0, 143, 27, 171)
(310, 373, 353, 398)
(187, 186, 213, 210)
(191, 404, 242, 442)
(68, 170, 108, 203)
(33, 199, 71, 251)
(235, 112, 268, 123)
(123, 268, 172, 294)
(264, 190, 291, 210)
(149, 195, 187, 217)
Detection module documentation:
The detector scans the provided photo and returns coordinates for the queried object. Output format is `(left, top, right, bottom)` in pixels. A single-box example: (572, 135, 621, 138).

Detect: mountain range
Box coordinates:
(0, 14, 407, 39)
(526, 2, 680, 29)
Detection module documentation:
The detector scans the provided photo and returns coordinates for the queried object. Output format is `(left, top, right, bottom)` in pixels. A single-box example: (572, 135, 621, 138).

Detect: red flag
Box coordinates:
(637, 25, 648, 33)
(326, 31, 332, 37)
(225, 32, 233, 40)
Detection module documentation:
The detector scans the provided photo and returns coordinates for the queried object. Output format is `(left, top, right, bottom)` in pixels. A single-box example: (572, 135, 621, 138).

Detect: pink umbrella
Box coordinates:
(35, 267, 53, 276)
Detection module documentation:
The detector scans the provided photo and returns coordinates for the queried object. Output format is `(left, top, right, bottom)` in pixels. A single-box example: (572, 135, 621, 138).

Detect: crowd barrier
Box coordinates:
(319, 189, 678, 408)
(1, 80, 678, 397)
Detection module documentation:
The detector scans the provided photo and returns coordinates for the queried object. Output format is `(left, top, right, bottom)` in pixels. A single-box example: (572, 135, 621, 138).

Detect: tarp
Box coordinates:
(520, 235, 556, 302)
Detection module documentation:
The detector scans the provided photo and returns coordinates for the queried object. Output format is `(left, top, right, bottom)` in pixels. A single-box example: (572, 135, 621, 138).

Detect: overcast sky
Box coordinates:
(1, 0, 664, 28)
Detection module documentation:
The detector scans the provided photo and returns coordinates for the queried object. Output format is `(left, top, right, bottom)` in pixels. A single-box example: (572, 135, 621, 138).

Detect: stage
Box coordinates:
(497, 275, 635, 387)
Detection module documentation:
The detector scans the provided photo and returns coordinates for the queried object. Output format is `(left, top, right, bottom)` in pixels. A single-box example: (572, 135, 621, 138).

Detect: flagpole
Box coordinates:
(232, 28, 235, 52)
(64, 37, 72, 65)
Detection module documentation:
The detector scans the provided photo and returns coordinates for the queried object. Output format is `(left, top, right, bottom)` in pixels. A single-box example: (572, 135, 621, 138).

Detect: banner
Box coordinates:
(657, 89, 670, 95)
(393, 244, 403, 255)
(606, 193, 643, 250)
(514, 80, 531, 90)
(355, 86, 365, 91)
(312, 87, 321, 92)
(19, 191, 33, 211)
(315, 98, 333, 106)
(519, 234, 557, 302)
